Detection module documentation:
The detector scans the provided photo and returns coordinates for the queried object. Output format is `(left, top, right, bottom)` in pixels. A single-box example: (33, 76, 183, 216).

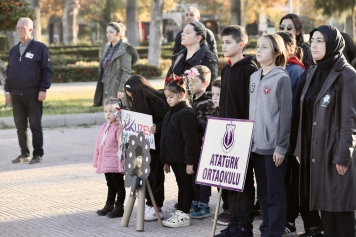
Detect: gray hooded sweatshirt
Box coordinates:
(249, 66, 292, 155)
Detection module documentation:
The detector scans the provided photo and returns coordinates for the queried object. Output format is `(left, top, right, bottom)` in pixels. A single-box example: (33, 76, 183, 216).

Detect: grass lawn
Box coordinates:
(0, 86, 102, 117)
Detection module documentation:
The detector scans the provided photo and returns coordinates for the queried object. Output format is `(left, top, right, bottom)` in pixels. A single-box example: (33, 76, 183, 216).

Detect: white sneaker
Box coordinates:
(145, 206, 152, 216)
(162, 210, 190, 228)
(144, 206, 164, 221)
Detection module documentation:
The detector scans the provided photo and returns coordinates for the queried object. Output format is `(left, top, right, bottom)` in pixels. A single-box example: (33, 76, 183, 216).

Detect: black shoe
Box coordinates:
(29, 156, 42, 164)
(97, 201, 114, 216)
(174, 202, 179, 209)
(298, 228, 324, 237)
(253, 200, 260, 216)
(215, 224, 253, 237)
(282, 222, 297, 236)
(106, 202, 124, 218)
(12, 154, 30, 164)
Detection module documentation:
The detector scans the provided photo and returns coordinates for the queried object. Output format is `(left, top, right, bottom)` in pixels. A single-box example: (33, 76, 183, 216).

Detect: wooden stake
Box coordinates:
(211, 188, 223, 237)
(146, 179, 163, 227)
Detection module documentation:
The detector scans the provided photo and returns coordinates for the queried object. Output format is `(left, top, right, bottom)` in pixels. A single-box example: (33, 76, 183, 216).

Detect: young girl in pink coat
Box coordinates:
(93, 97, 126, 218)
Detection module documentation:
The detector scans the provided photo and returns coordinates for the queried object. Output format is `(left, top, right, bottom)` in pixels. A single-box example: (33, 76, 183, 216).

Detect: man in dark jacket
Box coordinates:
(173, 7, 218, 57)
(5, 17, 53, 164)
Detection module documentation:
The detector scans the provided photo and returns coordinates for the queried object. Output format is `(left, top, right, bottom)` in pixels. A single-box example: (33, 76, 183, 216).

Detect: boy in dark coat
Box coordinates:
(187, 65, 214, 219)
(215, 25, 258, 237)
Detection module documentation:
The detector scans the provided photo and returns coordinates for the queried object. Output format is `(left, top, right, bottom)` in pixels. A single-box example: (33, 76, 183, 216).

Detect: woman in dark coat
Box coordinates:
(294, 25, 356, 237)
(166, 21, 218, 91)
(124, 75, 169, 221)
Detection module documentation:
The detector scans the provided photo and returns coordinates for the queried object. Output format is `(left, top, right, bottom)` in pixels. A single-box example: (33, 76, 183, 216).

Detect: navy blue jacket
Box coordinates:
(5, 39, 53, 95)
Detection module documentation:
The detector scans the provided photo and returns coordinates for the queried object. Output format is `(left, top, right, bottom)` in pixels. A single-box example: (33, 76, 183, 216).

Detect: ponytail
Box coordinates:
(295, 46, 304, 62)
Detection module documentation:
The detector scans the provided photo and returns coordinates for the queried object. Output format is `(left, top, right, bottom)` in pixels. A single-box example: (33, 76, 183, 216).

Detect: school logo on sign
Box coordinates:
(221, 123, 236, 153)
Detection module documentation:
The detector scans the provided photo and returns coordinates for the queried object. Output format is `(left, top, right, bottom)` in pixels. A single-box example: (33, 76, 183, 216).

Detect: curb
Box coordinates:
(0, 112, 105, 129)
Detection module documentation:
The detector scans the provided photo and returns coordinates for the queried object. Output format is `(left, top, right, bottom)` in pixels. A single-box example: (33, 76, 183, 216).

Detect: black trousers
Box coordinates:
(105, 173, 126, 204)
(321, 211, 355, 237)
(228, 159, 255, 230)
(171, 163, 193, 214)
(253, 153, 287, 237)
(146, 149, 165, 207)
(285, 155, 321, 229)
(218, 188, 229, 210)
(285, 154, 299, 223)
(12, 94, 43, 157)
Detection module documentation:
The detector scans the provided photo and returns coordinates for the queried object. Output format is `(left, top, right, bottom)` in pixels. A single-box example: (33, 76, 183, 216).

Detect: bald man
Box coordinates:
(5, 17, 53, 164)
(173, 7, 218, 56)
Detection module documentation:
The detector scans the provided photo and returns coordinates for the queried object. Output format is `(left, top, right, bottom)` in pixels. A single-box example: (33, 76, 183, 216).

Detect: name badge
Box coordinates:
(25, 52, 34, 59)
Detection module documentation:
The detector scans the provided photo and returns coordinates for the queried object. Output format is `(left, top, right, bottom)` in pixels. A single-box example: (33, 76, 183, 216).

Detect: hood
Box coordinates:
(257, 66, 289, 80)
(288, 56, 306, 70)
(227, 56, 258, 68)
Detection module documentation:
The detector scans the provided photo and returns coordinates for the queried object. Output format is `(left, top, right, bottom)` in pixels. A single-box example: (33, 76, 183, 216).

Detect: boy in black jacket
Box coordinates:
(187, 65, 215, 219)
(215, 26, 258, 237)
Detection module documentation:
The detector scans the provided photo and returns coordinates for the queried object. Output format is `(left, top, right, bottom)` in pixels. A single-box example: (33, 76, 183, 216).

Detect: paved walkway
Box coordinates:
(0, 125, 306, 237)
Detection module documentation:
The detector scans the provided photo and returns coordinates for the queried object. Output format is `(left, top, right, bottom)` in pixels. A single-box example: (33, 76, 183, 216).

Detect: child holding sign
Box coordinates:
(124, 75, 170, 222)
(160, 76, 200, 228)
(215, 25, 257, 237)
(249, 34, 292, 236)
(93, 97, 126, 218)
(210, 79, 231, 226)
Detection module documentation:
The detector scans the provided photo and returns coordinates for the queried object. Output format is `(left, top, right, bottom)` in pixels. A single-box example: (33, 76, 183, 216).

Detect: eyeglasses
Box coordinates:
(15, 27, 27, 31)
(309, 38, 325, 45)
(279, 24, 294, 31)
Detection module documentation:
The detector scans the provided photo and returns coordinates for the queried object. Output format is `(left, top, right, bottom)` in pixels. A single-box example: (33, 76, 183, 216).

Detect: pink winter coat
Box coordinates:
(93, 122, 126, 174)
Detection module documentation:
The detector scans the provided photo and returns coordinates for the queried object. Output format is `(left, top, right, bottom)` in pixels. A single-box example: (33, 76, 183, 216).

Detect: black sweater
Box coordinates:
(147, 93, 170, 150)
(219, 56, 258, 119)
(160, 101, 200, 165)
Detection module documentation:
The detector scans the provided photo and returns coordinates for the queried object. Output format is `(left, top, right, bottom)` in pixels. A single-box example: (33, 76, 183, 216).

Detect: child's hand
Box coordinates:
(150, 124, 156, 134)
(186, 164, 194, 175)
(119, 124, 124, 131)
(163, 164, 170, 173)
(273, 152, 285, 167)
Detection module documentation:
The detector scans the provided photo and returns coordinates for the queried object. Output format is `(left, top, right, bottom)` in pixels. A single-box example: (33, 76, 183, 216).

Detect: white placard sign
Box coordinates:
(195, 117, 254, 191)
(121, 110, 155, 150)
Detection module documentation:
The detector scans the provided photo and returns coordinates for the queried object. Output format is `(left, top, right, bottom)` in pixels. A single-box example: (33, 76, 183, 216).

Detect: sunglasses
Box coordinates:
(279, 24, 294, 31)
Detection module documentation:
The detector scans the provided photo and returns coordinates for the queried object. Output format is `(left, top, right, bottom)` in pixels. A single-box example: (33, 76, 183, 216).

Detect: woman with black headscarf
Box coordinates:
(166, 21, 218, 91)
(294, 25, 356, 237)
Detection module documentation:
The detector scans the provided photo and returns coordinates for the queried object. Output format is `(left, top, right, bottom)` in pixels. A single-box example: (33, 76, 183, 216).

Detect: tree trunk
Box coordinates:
(6, 31, 18, 49)
(148, 0, 164, 67)
(230, 0, 245, 27)
(126, 0, 139, 46)
(29, 0, 42, 41)
(63, 0, 80, 45)
(345, 15, 354, 40)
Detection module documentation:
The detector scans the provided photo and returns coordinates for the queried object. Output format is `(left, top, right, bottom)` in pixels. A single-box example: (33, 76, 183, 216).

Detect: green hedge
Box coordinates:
(52, 63, 164, 83)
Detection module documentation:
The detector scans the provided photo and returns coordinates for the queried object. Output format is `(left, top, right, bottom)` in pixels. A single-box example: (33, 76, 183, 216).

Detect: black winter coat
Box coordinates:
(147, 92, 170, 150)
(192, 92, 214, 141)
(166, 44, 218, 91)
(294, 56, 356, 211)
(160, 101, 200, 165)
